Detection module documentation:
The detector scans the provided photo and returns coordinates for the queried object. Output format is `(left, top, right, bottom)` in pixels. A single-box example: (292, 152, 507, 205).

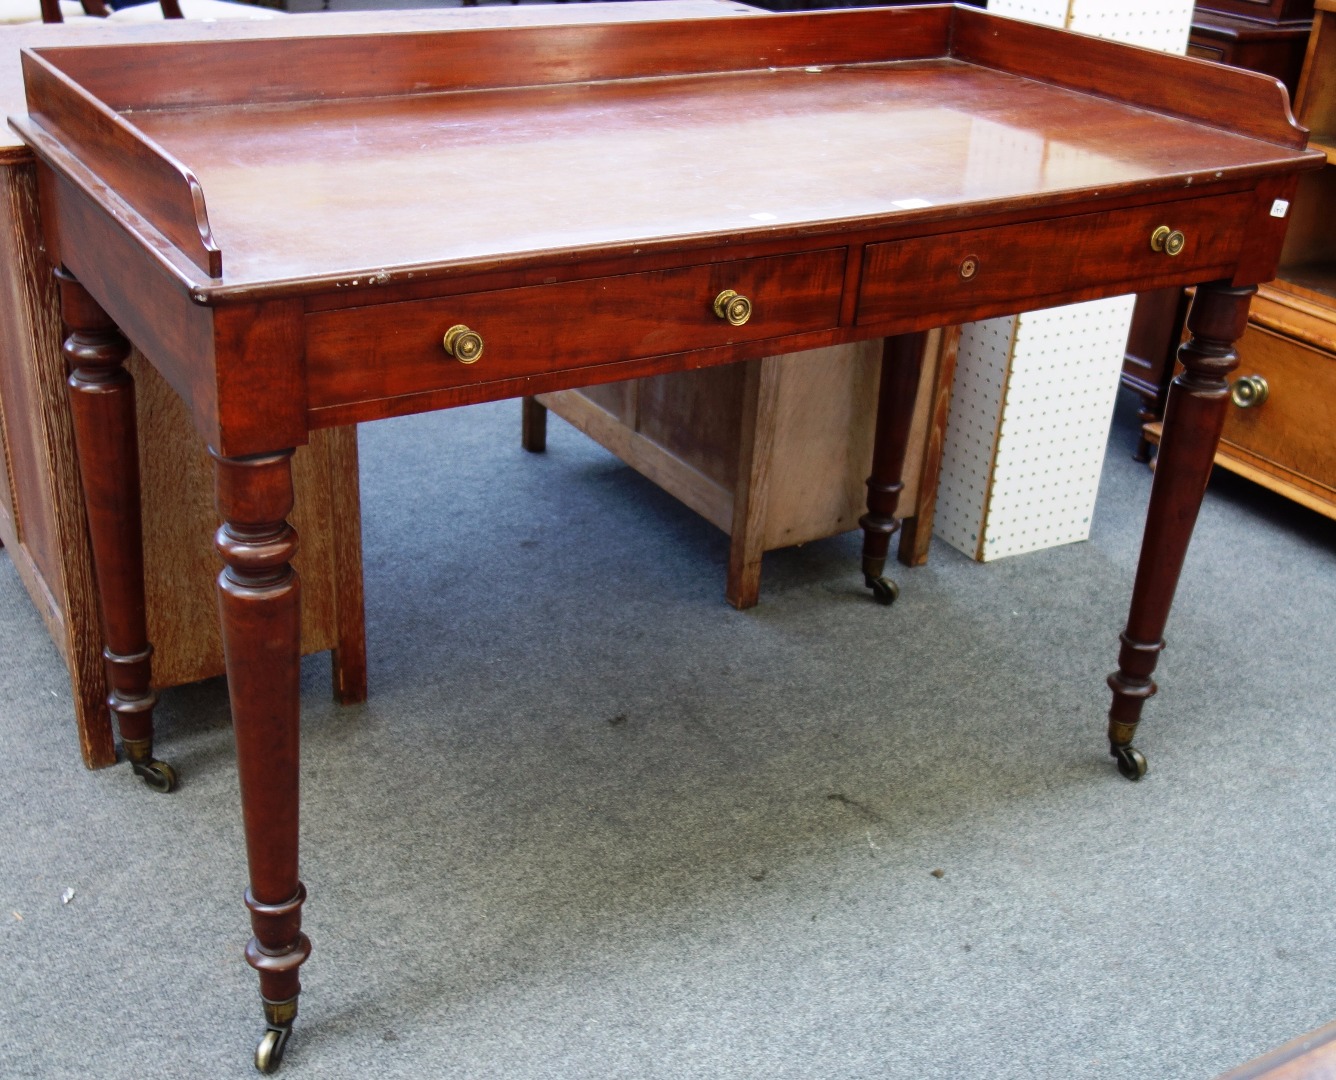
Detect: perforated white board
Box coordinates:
(934, 0, 1192, 562)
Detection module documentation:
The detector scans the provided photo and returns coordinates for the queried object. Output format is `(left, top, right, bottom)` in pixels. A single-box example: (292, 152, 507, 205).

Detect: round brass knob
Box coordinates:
(1150, 226, 1186, 257)
(1230, 374, 1269, 409)
(442, 324, 483, 364)
(713, 289, 752, 327)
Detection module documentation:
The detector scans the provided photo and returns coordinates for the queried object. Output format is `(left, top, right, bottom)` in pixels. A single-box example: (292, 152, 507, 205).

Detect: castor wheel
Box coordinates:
(864, 574, 899, 606)
(255, 1026, 291, 1074)
(132, 759, 177, 793)
(1112, 744, 1147, 781)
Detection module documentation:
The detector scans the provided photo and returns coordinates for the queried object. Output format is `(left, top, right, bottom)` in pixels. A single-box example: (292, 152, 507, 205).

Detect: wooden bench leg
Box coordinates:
(325, 425, 367, 705)
(726, 360, 779, 610)
(521, 395, 548, 453)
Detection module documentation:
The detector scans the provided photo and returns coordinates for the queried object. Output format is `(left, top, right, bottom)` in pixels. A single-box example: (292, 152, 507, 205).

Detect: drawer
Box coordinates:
(306, 249, 845, 411)
(1219, 320, 1336, 492)
(856, 193, 1254, 328)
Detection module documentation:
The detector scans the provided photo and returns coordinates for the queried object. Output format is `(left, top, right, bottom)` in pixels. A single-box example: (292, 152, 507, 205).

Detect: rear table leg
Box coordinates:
(859, 333, 927, 605)
(57, 269, 173, 792)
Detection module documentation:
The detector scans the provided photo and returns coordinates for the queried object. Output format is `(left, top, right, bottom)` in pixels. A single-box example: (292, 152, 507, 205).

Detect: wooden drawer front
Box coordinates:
(1220, 322, 1336, 492)
(856, 194, 1252, 328)
(306, 249, 845, 410)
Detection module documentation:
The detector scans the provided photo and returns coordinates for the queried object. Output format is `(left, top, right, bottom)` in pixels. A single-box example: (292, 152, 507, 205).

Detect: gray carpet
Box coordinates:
(1, 389, 1333, 1079)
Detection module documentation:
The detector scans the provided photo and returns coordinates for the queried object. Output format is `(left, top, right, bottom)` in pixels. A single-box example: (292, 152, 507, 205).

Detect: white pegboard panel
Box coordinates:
(933, 0, 1191, 563)
(986, 0, 1069, 28)
(988, 0, 1193, 54)
(934, 316, 1017, 561)
(980, 297, 1136, 560)
(1067, 1, 1193, 54)
(935, 298, 1135, 562)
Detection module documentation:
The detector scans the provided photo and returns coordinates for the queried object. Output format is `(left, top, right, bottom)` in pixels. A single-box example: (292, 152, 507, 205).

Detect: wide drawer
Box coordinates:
(306, 249, 845, 410)
(856, 193, 1254, 327)
(1219, 320, 1336, 492)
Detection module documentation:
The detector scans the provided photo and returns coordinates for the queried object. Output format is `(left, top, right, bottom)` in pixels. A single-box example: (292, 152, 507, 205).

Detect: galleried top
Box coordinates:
(8, 5, 1322, 295)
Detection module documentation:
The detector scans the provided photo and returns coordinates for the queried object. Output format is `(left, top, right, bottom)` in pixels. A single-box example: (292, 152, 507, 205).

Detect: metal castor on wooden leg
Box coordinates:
(864, 574, 899, 606)
(255, 1025, 291, 1074)
(124, 738, 176, 793)
(254, 995, 298, 1074)
(131, 759, 177, 793)
(1111, 744, 1147, 781)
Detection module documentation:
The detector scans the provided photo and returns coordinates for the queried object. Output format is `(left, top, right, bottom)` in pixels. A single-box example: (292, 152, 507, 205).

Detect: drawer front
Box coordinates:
(1220, 321, 1336, 492)
(306, 249, 845, 410)
(856, 194, 1253, 328)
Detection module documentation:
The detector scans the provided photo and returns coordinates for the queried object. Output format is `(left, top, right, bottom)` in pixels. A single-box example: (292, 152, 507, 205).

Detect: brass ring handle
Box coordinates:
(1150, 225, 1186, 257)
(1230, 374, 1269, 409)
(713, 289, 752, 327)
(442, 324, 484, 364)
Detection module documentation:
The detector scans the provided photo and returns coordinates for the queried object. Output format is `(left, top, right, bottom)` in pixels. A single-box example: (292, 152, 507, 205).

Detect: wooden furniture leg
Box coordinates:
(325, 424, 368, 705)
(213, 448, 309, 1074)
(1107, 281, 1254, 781)
(521, 395, 547, 452)
(860, 332, 928, 604)
(56, 269, 173, 791)
(897, 325, 961, 568)
(726, 359, 781, 609)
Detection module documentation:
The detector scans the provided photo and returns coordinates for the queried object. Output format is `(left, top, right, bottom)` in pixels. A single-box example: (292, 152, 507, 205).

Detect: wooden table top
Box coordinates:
(0, 1, 754, 161)
(11, 5, 1321, 299)
(113, 58, 1309, 291)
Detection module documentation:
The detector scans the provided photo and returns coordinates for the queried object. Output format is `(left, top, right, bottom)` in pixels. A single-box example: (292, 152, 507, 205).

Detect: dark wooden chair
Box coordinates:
(39, 0, 182, 22)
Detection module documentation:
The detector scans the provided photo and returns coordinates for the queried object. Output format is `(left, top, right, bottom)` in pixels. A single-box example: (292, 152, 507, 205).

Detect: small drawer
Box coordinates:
(856, 193, 1254, 328)
(1220, 320, 1336, 491)
(306, 248, 845, 411)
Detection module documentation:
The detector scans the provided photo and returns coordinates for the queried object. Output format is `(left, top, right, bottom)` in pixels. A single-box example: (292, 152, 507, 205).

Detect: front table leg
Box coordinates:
(213, 449, 310, 1073)
(56, 270, 174, 792)
(1107, 282, 1254, 780)
(859, 332, 927, 605)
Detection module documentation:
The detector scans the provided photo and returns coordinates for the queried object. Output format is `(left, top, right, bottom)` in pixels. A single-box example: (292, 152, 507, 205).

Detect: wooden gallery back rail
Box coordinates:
(8, 5, 1323, 1072)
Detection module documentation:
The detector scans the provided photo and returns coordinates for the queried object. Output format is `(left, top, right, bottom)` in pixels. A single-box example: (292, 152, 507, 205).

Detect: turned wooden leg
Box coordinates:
(859, 332, 927, 605)
(213, 449, 309, 1073)
(521, 395, 547, 452)
(57, 269, 174, 792)
(1106, 282, 1254, 780)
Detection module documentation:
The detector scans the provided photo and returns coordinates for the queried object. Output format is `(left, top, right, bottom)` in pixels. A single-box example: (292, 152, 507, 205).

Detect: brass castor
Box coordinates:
(1112, 744, 1147, 781)
(255, 1025, 291, 1074)
(864, 574, 899, 606)
(132, 759, 177, 793)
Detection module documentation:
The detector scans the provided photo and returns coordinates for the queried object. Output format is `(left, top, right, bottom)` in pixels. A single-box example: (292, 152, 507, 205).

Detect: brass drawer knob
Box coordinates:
(1230, 374, 1269, 409)
(713, 289, 752, 327)
(442, 324, 484, 364)
(1150, 225, 1186, 257)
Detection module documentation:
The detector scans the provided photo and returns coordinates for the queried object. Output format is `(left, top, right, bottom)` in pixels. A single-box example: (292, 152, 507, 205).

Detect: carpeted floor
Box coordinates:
(1, 389, 1333, 1079)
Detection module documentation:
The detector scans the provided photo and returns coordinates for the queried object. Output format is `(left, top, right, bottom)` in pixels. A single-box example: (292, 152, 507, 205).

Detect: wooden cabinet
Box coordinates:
(1196, 0, 1314, 25)
(1189, 9, 1313, 97)
(1145, 1, 1336, 518)
(1122, 0, 1317, 455)
(531, 329, 958, 610)
(0, 157, 367, 769)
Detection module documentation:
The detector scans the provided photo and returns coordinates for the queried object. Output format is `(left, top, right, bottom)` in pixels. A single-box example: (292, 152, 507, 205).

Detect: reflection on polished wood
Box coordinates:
(10, 4, 1323, 1068)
